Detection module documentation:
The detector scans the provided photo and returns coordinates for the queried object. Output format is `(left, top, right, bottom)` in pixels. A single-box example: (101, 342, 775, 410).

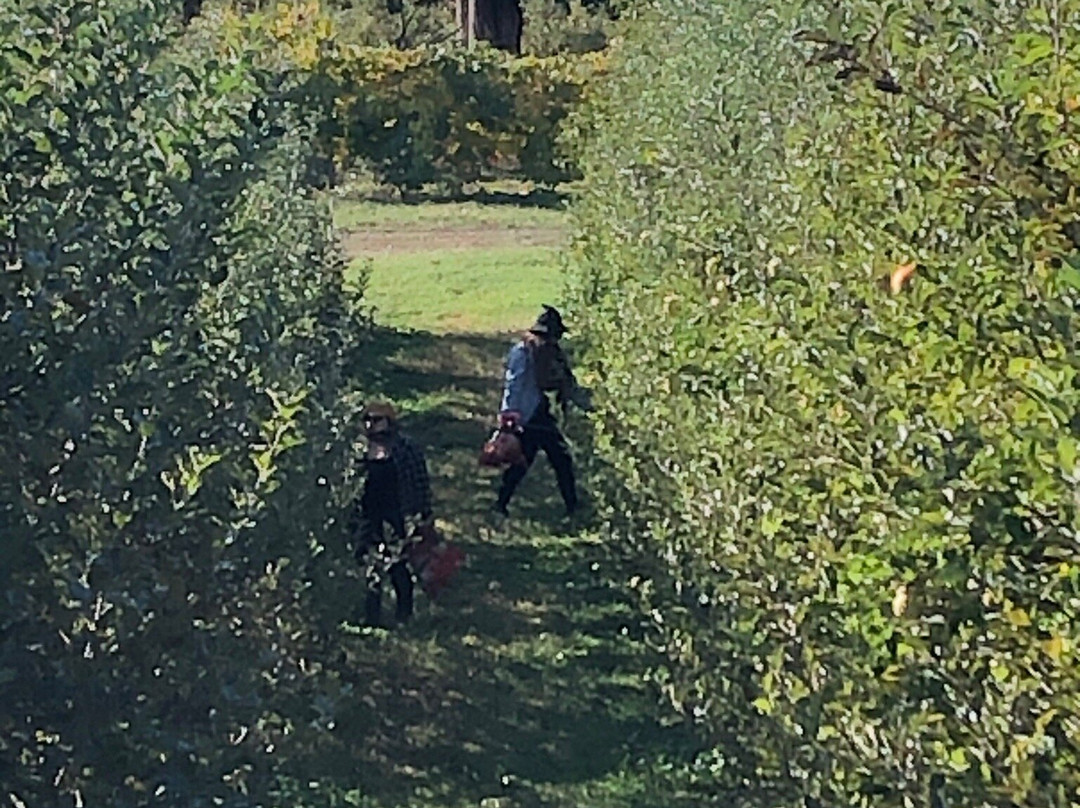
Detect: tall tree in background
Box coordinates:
(476, 0, 522, 52)
(458, 0, 522, 52)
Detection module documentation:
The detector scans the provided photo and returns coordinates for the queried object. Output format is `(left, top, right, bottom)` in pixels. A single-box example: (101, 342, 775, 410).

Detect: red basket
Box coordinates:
(408, 528, 465, 599)
(478, 429, 526, 469)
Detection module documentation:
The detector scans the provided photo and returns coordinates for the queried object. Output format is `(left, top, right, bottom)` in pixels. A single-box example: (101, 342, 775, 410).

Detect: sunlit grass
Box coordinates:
(348, 246, 564, 334)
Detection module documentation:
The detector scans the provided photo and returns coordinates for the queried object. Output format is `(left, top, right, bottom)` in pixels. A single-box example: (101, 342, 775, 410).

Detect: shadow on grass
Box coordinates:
(346, 326, 509, 412)
(354, 187, 569, 211)
(315, 326, 706, 808)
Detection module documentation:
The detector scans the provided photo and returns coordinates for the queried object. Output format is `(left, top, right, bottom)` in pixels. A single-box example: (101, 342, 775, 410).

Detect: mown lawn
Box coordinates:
(336, 189, 569, 334)
(350, 246, 563, 333)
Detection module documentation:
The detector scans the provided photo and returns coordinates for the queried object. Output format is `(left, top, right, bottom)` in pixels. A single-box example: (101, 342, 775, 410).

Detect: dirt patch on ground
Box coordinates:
(340, 225, 566, 257)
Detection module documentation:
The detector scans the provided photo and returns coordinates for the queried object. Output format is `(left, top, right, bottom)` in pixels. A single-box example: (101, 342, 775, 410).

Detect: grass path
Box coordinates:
(356, 246, 563, 333)
(321, 195, 709, 806)
(330, 330, 704, 808)
(335, 194, 567, 333)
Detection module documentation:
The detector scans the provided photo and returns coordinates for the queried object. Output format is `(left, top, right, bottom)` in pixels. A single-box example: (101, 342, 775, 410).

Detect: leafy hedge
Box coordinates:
(322, 45, 605, 191)
(569, 1, 1080, 805)
(216, 2, 607, 191)
(1, 2, 372, 804)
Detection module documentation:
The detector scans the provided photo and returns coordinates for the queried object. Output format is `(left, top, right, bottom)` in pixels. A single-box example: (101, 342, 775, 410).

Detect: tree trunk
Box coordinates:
(473, 0, 522, 53)
(467, 0, 478, 48)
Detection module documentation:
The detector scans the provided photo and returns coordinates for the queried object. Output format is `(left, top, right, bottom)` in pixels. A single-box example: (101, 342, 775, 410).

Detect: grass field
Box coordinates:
(356, 246, 562, 333)
(327, 192, 710, 808)
(337, 193, 569, 333)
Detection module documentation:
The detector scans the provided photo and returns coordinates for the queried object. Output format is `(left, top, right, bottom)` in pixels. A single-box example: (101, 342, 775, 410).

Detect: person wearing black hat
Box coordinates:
(492, 305, 586, 519)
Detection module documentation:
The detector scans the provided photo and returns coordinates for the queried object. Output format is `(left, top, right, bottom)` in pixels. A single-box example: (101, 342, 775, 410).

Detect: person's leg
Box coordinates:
(364, 585, 383, 627)
(387, 511, 406, 542)
(360, 519, 387, 626)
(495, 429, 540, 513)
(389, 560, 414, 621)
(538, 424, 578, 515)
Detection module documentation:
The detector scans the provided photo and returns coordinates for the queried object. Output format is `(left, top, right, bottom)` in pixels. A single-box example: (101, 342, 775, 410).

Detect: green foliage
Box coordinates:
(215, 3, 603, 191)
(329, 0, 457, 50)
(0, 1, 371, 804)
(521, 0, 611, 57)
(195, 1, 607, 192)
(314, 44, 606, 192)
(230, 0, 613, 53)
(569, 1, 1080, 805)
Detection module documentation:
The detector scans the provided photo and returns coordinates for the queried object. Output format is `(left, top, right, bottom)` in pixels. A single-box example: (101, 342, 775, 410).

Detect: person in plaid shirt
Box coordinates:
(349, 401, 433, 627)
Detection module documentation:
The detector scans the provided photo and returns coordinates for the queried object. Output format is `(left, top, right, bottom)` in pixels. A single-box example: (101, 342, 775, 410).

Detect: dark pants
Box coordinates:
(365, 558, 414, 625)
(356, 512, 414, 625)
(497, 403, 578, 514)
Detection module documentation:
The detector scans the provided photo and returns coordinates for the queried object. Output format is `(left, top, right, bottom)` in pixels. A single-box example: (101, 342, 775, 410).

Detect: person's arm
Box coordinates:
(551, 344, 576, 402)
(553, 345, 594, 413)
(499, 343, 528, 426)
(347, 495, 379, 558)
(558, 345, 578, 386)
(414, 444, 433, 518)
(399, 437, 433, 519)
(345, 455, 367, 538)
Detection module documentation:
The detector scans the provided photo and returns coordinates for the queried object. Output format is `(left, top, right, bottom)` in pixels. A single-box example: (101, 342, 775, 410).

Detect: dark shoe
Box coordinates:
(363, 593, 383, 628)
(559, 503, 586, 533)
(563, 499, 581, 523)
(395, 591, 414, 623)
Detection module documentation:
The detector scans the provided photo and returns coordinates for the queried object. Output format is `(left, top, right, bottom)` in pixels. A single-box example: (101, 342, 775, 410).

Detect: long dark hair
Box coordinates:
(522, 331, 546, 348)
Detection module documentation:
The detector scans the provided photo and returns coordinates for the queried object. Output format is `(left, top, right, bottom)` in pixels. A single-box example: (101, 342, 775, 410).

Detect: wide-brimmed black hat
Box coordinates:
(528, 305, 568, 337)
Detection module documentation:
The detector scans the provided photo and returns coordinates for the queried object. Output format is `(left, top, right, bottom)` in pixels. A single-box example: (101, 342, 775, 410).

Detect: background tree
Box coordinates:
(521, 0, 610, 56)
(472, 0, 523, 52)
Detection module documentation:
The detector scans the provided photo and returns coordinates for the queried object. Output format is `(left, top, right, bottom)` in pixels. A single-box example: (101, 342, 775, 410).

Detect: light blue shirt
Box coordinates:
(500, 341, 542, 423)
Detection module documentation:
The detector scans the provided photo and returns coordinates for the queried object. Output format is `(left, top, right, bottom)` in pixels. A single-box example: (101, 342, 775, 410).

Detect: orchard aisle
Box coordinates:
(328, 329, 701, 808)
(320, 197, 706, 807)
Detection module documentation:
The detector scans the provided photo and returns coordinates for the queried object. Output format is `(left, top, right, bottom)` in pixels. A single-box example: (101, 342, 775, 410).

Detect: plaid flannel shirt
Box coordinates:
(387, 432, 432, 518)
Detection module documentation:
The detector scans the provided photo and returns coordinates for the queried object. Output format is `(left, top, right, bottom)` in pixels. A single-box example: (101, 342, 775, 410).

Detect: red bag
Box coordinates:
(408, 526, 465, 599)
(479, 428, 526, 469)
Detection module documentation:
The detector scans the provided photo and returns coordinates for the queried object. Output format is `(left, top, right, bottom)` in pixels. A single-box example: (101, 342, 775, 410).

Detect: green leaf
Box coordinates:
(948, 747, 969, 771)
(1019, 38, 1055, 66)
(1008, 357, 1033, 377)
(31, 131, 51, 153)
(1057, 264, 1080, 291)
(1058, 437, 1077, 475)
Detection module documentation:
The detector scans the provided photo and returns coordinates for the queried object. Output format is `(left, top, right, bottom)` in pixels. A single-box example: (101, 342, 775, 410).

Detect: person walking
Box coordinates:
(349, 401, 433, 627)
(492, 305, 585, 520)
